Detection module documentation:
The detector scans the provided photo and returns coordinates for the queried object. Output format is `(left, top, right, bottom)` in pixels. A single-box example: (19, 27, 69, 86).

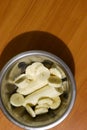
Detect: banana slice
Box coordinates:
(10, 93, 24, 107)
(50, 96, 61, 110)
(38, 97, 53, 106)
(50, 68, 62, 78)
(25, 62, 50, 80)
(56, 66, 67, 78)
(8, 74, 26, 84)
(48, 75, 62, 88)
(14, 74, 26, 83)
(25, 104, 36, 117)
(35, 107, 48, 115)
(23, 85, 60, 106)
(62, 80, 68, 91)
(17, 80, 48, 95)
(35, 104, 49, 109)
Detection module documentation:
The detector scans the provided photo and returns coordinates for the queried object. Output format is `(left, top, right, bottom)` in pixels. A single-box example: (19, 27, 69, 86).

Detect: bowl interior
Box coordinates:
(0, 54, 72, 129)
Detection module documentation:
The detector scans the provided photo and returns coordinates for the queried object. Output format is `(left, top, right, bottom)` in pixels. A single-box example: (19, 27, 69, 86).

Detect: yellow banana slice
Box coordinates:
(25, 62, 50, 80)
(35, 103, 49, 109)
(14, 74, 26, 83)
(48, 75, 62, 88)
(50, 96, 61, 110)
(38, 97, 53, 106)
(35, 107, 48, 115)
(25, 104, 36, 117)
(10, 93, 24, 107)
(62, 80, 68, 91)
(23, 85, 60, 106)
(8, 71, 26, 84)
(50, 68, 62, 78)
(56, 66, 67, 78)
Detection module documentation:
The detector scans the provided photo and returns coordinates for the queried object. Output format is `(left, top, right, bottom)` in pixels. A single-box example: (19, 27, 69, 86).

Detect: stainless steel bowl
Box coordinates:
(0, 50, 76, 130)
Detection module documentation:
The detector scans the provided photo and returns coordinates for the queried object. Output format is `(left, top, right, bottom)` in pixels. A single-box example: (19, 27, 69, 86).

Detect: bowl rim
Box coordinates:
(0, 50, 76, 130)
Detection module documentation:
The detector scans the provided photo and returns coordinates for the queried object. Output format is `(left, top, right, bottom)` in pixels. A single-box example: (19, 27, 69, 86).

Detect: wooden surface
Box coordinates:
(0, 0, 87, 130)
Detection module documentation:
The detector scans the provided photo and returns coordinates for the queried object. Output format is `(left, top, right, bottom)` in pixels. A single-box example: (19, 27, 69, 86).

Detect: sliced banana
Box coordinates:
(56, 66, 67, 78)
(10, 93, 24, 107)
(35, 104, 49, 109)
(50, 68, 62, 78)
(62, 80, 68, 91)
(35, 107, 48, 115)
(38, 97, 53, 106)
(17, 80, 48, 95)
(48, 75, 62, 88)
(25, 62, 50, 80)
(25, 104, 36, 117)
(50, 96, 61, 110)
(14, 74, 26, 83)
(8, 74, 26, 84)
(23, 85, 60, 106)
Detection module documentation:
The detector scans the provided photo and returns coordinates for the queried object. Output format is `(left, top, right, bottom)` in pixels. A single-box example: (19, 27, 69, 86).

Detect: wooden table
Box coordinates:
(0, 0, 87, 130)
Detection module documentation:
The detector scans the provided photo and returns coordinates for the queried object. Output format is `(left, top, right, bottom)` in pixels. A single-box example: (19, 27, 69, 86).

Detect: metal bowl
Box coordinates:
(0, 50, 76, 130)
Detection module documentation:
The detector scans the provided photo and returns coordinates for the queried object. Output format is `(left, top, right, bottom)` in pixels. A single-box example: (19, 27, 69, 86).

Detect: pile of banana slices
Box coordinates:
(10, 62, 67, 117)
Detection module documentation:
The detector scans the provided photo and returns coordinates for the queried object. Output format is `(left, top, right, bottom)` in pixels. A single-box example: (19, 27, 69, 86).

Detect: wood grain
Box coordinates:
(0, 0, 87, 130)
